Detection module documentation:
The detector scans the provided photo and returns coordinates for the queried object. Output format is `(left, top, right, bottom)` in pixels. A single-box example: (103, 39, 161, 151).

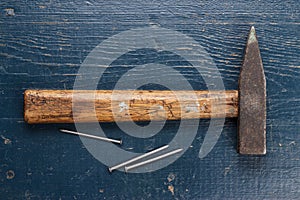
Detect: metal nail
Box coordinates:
(108, 145, 169, 172)
(59, 129, 122, 145)
(125, 148, 183, 172)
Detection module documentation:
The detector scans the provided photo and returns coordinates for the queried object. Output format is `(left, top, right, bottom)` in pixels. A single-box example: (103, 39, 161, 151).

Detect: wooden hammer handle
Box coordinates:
(24, 90, 238, 124)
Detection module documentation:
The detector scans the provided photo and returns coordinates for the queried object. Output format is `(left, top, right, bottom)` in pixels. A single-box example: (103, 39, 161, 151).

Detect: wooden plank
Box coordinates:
(0, 0, 299, 199)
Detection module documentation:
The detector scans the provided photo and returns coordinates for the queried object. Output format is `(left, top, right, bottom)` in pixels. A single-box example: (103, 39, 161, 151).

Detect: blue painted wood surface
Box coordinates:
(0, 1, 299, 199)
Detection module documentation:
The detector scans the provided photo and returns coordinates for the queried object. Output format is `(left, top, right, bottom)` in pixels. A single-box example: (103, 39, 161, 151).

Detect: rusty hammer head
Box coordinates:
(238, 26, 266, 155)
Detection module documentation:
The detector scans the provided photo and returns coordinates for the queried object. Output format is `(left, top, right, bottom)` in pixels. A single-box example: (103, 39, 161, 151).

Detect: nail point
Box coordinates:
(124, 167, 128, 173)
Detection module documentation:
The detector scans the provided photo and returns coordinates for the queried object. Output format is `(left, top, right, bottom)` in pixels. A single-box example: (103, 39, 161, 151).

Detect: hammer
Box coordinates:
(23, 27, 266, 155)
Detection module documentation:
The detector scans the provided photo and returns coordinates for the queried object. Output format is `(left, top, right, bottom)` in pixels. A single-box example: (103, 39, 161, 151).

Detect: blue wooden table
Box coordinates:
(1, 1, 299, 199)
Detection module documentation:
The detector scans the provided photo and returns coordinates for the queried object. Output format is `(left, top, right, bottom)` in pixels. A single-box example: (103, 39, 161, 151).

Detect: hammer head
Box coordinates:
(238, 26, 266, 155)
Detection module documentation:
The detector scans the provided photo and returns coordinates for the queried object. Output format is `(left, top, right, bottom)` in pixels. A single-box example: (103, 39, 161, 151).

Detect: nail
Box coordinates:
(59, 129, 122, 145)
(125, 148, 183, 172)
(108, 145, 169, 172)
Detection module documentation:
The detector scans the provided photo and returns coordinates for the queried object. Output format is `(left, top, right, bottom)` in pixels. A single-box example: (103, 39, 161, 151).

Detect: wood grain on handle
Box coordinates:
(24, 90, 238, 124)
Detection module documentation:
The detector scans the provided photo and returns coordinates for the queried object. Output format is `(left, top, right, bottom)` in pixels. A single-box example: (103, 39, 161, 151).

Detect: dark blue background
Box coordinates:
(0, 1, 299, 199)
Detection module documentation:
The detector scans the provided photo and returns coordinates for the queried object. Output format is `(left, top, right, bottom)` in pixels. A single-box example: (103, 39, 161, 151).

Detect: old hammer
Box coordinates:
(23, 27, 266, 155)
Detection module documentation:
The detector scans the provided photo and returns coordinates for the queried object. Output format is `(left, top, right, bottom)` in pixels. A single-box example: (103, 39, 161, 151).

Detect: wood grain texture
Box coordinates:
(24, 90, 238, 123)
(0, 0, 299, 199)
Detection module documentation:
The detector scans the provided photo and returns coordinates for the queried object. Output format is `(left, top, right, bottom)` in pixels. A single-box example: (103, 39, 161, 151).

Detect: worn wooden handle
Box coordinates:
(24, 90, 238, 124)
